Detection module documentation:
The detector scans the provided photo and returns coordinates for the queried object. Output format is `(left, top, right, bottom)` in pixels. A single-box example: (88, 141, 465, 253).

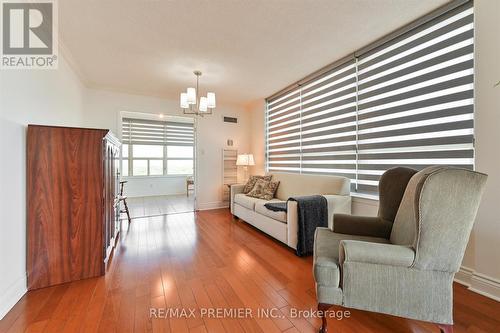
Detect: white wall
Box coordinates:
(83, 89, 251, 209)
(246, 0, 500, 300)
(247, 99, 266, 176)
(457, 0, 500, 299)
(0, 57, 86, 319)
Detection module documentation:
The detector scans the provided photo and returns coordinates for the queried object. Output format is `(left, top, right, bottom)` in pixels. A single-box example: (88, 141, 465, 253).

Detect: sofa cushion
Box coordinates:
(246, 179, 268, 199)
(234, 193, 267, 210)
(243, 175, 272, 194)
(270, 173, 350, 200)
(313, 228, 389, 288)
(247, 179, 280, 200)
(255, 201, 287, 223)
(262, 180, 280, 200)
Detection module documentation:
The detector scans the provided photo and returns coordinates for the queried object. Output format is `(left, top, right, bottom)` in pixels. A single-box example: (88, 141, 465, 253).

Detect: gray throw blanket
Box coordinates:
(265, 195, 328, 256)
(264, 201, 287, 212)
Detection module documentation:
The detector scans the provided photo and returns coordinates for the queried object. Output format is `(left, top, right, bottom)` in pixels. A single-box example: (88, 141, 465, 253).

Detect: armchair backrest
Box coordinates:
(377, 167, 418, 224)
(390, 166, 487, 272)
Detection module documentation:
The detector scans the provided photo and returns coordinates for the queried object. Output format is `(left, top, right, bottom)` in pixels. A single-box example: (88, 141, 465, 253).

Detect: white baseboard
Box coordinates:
(454, 266, 500, 302)
(196, 201, 229, 211)
(470, 272, 500, 302)
(128, 192, 187, 198)
(454, 266, 474, 287)
(0, 276, 27, 320)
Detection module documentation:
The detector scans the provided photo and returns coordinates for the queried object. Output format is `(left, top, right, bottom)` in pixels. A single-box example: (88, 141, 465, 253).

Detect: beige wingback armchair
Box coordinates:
(313, 166, 487, 333)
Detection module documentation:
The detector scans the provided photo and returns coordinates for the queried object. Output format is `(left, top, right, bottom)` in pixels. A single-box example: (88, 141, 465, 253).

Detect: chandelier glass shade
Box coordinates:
(180, 71, 216, 116)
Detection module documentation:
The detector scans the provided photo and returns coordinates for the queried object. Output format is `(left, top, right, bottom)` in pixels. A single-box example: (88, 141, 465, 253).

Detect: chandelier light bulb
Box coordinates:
(207, 92, 216, 108)
(187, 88, 196, 105)
(180, 93, 188, 108)
(199, 96, 208, 112)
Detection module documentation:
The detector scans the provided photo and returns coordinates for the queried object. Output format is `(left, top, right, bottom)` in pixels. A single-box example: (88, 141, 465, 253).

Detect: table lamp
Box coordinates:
(236, 154, 255, 181)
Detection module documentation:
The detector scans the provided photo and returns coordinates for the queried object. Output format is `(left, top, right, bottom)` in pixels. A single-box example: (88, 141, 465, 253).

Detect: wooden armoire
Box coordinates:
(27, 125, 121, 290)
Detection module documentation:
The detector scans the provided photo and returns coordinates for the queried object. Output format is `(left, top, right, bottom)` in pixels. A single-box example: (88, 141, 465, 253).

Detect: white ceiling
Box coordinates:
(60, 0, 449, 106)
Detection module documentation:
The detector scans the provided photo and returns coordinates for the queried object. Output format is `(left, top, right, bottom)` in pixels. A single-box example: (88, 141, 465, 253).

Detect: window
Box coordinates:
(167, 160, 193, 175)
(266, 1, 474, 197)
(121, 118, 194, 176)
(166, 146, 194, 174)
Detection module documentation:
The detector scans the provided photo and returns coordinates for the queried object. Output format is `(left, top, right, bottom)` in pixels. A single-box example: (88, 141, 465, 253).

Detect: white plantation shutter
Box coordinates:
(122, 118, 194, 147)
(265, 1, 474, 196)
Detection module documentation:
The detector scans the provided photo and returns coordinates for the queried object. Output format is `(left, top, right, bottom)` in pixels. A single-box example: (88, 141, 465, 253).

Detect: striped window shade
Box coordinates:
(356, 2, 474, 194)
(299, 59, 358, 191)
(266, 86, 302, 173)
(122, 118, 194, 146)
(265, 0, 474, 197)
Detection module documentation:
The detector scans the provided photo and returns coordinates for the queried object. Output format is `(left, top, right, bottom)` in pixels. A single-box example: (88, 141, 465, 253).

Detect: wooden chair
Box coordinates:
(186, 176, 194, 197)
(119, 181, 131, 224)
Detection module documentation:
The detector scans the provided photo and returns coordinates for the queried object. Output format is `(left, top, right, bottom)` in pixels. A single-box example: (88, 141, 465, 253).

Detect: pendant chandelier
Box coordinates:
(180, 70, 216, 116)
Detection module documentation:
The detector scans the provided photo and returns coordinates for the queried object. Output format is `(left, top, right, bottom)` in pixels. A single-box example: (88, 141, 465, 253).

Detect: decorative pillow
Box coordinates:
(246, 179, 269, 199)
(247, 179, 280, 200)
(243, 175, 272, 194)
(262, 180, 280, 200)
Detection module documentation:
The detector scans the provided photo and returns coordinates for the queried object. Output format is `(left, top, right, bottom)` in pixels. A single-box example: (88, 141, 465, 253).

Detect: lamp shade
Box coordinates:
(207, 92, 216, 108)
(199, 96, 208, 112)
(236, 154, 255, 166)
(187, 87, 196, 105)
(180, 93, 188, 108)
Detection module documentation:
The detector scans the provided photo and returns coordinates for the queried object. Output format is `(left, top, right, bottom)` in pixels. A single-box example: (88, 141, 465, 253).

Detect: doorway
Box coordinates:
(119, 112, 196, 220)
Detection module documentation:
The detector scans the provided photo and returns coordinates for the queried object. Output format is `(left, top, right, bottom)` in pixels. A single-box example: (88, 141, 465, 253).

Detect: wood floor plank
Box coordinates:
(2, 286, 57, 333)
(151, 295, 170, 333)
(61, 278, 100, 333)
(188, 278, 226, 333)
(203, 282, 245, 333)
(1, 209, 499, 333)
(213, 275, 263, 333)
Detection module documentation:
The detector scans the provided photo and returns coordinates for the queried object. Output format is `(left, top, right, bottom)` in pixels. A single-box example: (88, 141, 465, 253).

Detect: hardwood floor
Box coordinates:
(125, 195, 195, 219)
(1, 209, 499, 333)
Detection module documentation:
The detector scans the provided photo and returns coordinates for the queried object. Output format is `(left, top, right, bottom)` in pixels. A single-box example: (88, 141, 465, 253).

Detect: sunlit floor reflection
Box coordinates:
(124, 194, 195, 219)
(120, 213, 198, 256)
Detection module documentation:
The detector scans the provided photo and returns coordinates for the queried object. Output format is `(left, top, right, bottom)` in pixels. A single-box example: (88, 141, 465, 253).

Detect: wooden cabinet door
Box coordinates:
(103, 136, 120, 265)
(27, 126, 106, 290)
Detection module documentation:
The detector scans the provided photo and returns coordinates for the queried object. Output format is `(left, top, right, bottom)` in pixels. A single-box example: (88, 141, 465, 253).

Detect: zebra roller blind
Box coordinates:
(122, 118, 194, 146)
(267, 86, 302, 173)
(265, 1, 474, 196)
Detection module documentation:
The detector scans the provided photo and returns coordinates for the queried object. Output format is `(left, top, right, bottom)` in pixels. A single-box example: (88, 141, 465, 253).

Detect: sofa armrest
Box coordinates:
(333, 214, 392, 239)
(323, 195, 351, 229)
(230, 184, 245, 214)
(287, 195, 351, 250)
(339, 240, 415, 267)
(286, 200, 299, 249)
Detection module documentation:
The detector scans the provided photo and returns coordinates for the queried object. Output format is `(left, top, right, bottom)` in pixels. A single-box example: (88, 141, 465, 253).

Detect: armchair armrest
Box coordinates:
(323, 195, 351, 229)
(333, 214, 392, 239)
(230, 184, 245, 214)
(339, 240, 415, 267)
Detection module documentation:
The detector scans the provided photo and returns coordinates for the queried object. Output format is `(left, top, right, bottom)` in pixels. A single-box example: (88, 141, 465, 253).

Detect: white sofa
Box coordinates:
(230, 173, 351, 250)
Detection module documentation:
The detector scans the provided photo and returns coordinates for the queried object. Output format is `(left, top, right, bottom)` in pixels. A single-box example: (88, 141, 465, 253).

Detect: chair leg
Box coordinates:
(318, 303, 333, 333)
(438, 324, 453, 333)
(123, 199, 131, 224)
